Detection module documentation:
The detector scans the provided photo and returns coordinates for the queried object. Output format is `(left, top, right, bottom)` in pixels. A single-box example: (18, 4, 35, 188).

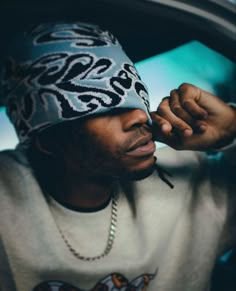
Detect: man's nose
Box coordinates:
(122, 109, 149, 131)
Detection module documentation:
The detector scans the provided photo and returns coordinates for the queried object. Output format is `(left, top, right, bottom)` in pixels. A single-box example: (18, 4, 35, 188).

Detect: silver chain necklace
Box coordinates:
(53, 192, 119, 261)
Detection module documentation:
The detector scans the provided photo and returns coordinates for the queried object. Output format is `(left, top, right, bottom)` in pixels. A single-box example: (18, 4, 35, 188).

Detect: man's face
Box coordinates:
(65, 109, 156, 180)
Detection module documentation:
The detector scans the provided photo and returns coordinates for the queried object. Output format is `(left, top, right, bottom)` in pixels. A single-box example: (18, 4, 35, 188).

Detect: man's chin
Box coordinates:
(121, 163, 155, 181)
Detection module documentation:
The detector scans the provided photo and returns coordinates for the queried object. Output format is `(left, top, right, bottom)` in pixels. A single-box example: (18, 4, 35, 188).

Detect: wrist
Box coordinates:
(212, 103, 236, 150)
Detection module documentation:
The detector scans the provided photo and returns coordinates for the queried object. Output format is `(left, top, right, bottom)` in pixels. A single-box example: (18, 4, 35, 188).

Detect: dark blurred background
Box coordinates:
(0, 0, 235, 62)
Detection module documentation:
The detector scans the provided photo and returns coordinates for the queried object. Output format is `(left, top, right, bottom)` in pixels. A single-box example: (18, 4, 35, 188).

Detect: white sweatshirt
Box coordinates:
(0, 146, 235, 291)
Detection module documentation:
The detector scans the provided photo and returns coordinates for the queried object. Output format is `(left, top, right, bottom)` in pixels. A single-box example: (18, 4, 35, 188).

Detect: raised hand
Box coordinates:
(151, 83, 236, 151)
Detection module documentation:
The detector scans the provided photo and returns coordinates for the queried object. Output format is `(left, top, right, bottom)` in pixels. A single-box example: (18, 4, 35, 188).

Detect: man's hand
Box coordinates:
(151, 83, 236, 151)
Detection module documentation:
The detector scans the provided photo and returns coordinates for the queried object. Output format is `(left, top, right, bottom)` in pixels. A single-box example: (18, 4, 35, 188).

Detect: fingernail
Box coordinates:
(199, 125, 206, 132)
(162, 124, 170, 131)
(184, 129, 192, 136)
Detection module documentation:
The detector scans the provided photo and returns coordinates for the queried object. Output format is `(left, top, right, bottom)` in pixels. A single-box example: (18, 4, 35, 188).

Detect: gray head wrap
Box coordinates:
(0, 22, 151, 146)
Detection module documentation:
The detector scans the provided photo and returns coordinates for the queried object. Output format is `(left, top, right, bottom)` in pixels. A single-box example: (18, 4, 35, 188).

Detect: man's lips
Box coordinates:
(126, 135, 156, 157)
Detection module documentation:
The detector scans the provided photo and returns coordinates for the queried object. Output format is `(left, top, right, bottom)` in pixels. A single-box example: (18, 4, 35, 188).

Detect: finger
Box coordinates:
(156, 97, 193, 137)
(182, 99, 208, 119)
(193, 120, 208, 133)
(170, 89, 195, 125)
(177, 83, 208, 119)
(150, 112, 181, 145)
(150, 112, 172, 135)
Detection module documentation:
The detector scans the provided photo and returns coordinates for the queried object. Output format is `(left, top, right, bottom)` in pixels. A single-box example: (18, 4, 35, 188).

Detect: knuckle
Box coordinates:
(170, 89, 177, 95)
(178, 83, 196, 96)
(176, 121, 186, 130)
(172, 105, 182, 113)
(157, 99, 169, 114)
(182, 99, 193, 107)
(161, 96, 170, 102)
(150, 112, 162, 121)
(179, 83, 191, 91)
(157, 105, 167, 115)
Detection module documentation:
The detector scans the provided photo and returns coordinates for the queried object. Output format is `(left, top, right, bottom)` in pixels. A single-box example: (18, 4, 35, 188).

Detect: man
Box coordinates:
(0, 22, 235, 291)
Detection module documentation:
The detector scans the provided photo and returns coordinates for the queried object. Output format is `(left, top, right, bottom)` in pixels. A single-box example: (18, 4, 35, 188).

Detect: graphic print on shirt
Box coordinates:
(32, 270, 158, 290)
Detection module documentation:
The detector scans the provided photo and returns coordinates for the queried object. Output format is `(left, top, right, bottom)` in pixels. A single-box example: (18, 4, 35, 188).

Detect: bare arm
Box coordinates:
(151, 83, 236, 151)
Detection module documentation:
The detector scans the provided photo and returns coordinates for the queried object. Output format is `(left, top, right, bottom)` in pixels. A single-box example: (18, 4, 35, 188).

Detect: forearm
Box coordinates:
(212, 105, 236, 149)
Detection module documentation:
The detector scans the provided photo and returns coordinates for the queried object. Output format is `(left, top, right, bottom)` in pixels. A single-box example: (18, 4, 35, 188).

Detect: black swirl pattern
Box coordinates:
(3, 53, 114, 96)
(32, 23, 118, 47)
(3, 22, 150, 143)
(135, 82, 150, 109)
(4, 50, 149, 142)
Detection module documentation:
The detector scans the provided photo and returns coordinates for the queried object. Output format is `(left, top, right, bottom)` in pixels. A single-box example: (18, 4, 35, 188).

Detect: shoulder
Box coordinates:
(0, 148, 32, 187)
(154, 145, 204, 173)
(136, 145, 233, 198)
(132, 146, 204, 197)
(0, 148, 29, 170)
(152, 145, 235, 185)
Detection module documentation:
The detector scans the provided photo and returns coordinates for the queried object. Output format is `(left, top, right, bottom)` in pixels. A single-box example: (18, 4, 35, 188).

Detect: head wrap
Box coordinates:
(0, 22, 151, 146)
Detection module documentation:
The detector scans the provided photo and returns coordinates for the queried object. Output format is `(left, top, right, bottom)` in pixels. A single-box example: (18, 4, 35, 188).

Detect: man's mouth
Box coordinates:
(126, 135, 156, 157)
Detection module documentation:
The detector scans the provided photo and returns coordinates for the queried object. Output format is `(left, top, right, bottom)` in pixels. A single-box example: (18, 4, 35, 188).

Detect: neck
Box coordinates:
(55, 173, 115, 210)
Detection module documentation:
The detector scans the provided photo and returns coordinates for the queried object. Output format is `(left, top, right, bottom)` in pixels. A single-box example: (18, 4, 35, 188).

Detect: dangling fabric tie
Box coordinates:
(154, 156, 174, 189)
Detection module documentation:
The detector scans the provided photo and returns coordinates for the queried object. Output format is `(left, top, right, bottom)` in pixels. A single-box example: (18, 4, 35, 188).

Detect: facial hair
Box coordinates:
(70, 125, 156, 181)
